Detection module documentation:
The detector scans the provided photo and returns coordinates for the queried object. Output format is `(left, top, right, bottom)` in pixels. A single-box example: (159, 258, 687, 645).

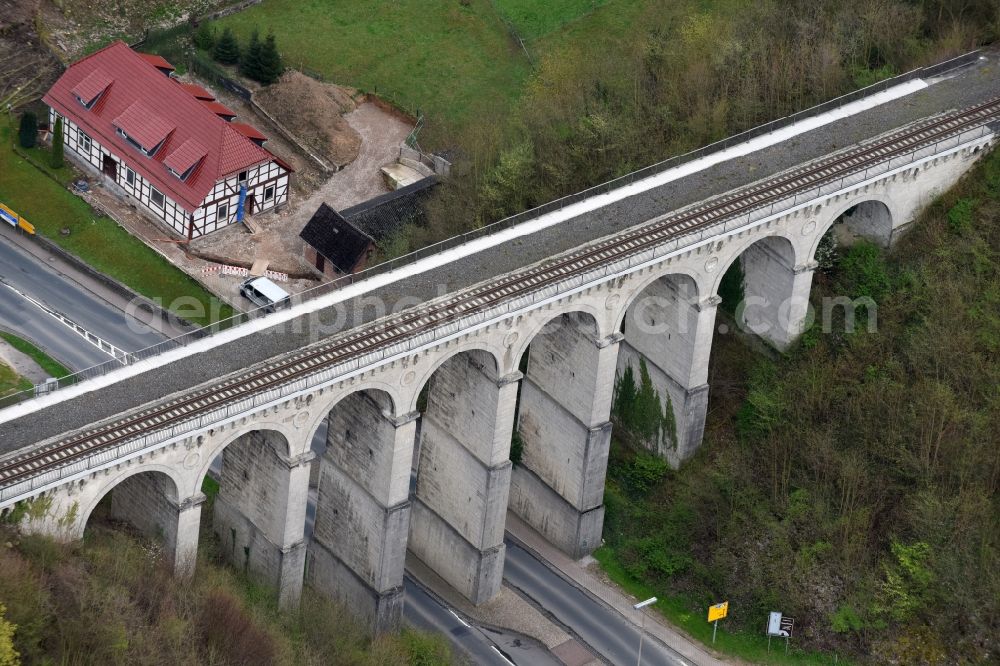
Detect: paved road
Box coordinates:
(0, 236, 166, 372)
(404, 576, 563, 666)
(504, 540, 692, 666)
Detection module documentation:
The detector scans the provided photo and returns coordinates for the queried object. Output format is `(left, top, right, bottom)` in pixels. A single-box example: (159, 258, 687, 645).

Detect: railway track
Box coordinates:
(2, 96, 998, 494)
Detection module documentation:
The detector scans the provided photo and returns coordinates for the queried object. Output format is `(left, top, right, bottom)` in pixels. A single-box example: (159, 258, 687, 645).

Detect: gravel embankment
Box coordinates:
(2, 51, 999, 454)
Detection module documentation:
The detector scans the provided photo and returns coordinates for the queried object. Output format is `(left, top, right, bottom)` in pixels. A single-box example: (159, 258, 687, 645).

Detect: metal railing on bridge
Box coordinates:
(0, 51, 986, 412)
(0, 122, 995, 506)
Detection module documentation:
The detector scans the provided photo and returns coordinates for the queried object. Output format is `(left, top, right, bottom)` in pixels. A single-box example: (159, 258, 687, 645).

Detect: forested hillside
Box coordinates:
(407, 0, 1000, 249)
(602, 145, 1000, 664)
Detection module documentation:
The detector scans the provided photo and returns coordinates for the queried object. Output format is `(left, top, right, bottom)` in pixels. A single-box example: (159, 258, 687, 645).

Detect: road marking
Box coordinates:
(1, 280, 130, 364)
(490, 646, 515, 665)
(449, 609, 470, 628)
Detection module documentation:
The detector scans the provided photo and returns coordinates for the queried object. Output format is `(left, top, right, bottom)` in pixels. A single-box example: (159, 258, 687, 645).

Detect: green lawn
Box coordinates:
(494, 0, 612, 40)
(0, 126, 232, 327)
(215, 0, 533, 146)
(532, 0, 649, 52)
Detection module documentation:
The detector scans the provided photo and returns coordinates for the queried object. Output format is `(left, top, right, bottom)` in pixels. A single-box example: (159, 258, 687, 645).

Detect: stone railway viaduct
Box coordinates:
(1, 55, 998, 633)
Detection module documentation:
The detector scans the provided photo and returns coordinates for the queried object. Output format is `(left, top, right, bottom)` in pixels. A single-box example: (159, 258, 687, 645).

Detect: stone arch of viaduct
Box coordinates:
(9, 136, 992, 633)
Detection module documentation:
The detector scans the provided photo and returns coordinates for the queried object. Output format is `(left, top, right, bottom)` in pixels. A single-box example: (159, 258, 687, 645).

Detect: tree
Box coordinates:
(613, 360, 676, 451)
(633, 358, 669, 448)
(240, 29, 263, 81)
(0, 603, 18, 666)
(192, 22, 216, 51)
(50, 116, 63, 169)
(257, 32, 284, 86)
(17, 112, 37, 149)
(613, 364, 638, 426)
(478, 140, 535, 223)
(213, 27, 240, 65)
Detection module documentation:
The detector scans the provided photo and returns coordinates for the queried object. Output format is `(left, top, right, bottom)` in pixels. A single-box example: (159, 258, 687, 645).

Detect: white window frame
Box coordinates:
(238, 170, 248, 184)
(125, 166, 135, 186)
(79, 131, 93, 155)
(150, 187, 165, 209)
(217, 203, 229, 221)
(117, 127, 162, 157)
(264, 185, 275, 202)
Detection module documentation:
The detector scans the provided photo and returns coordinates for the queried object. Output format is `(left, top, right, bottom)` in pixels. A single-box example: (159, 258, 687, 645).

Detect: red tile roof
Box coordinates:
(113, 100, 174, 149)
(70, 69, 113, 104)
(201, 99, 236, 119)
(44, 41, 275, 212)
(231, 121, 267, 142)
(179, 82, 215, 101)
(139, 52, 175, 71)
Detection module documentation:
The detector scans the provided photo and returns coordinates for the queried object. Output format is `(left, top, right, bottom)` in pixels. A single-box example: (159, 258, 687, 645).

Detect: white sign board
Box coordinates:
(767, 611, 789, 638)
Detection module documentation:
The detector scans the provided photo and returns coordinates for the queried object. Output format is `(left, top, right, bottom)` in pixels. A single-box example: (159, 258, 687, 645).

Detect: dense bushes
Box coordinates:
(0, 522, 454, 665)
(601, 146, 1000, 663)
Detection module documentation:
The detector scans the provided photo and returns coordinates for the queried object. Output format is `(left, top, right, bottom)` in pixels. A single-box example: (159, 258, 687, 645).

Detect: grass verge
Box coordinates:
(0, 331, 72, 380)
(592, 545, 846, 665)
(0, 359, 32, 397)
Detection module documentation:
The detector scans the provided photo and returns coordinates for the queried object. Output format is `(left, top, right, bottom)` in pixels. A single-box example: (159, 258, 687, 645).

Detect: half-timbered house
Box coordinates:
(43, 41, 291, 239)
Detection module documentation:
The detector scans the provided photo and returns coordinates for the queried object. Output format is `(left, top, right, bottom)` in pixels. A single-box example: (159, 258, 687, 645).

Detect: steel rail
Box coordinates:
(2, 97, 998, 490)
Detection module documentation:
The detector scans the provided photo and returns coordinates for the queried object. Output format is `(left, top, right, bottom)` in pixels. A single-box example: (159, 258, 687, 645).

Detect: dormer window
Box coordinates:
(113, 101, 174, 159)
(75, 93, 102, 110)
(117, 127, 164, 157)
(167, 163, 198, 181)
(70, 69, 113, 110)
(163, 138, 206, 182)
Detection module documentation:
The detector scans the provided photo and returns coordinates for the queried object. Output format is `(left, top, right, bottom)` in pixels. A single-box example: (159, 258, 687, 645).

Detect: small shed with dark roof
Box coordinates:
(300, 203, 375, 277)
(341, 176, 438, 242)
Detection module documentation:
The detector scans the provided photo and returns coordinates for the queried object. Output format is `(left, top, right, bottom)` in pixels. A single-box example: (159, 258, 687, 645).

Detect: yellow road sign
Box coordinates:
(708, 601, 729, 622)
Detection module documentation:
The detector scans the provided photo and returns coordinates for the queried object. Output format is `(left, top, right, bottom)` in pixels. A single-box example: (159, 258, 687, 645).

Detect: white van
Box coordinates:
(239, 276, 290, 312)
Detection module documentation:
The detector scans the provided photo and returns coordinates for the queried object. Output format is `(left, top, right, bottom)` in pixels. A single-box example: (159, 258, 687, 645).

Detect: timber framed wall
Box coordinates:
(51, 109, 289, 238)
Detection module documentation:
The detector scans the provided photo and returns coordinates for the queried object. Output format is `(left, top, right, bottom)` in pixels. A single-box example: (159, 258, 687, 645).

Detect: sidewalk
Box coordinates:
(505, 511, 734, 666)
(0, 223, 191, 339)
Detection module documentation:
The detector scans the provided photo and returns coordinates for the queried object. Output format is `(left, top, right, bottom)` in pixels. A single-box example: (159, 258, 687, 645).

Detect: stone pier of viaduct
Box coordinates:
(2, 66, 997, 634)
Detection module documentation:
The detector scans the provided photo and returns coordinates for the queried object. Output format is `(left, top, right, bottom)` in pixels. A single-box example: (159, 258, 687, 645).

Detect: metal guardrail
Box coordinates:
(0, 124, 993, 507)
(0, 51, 985, 412)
